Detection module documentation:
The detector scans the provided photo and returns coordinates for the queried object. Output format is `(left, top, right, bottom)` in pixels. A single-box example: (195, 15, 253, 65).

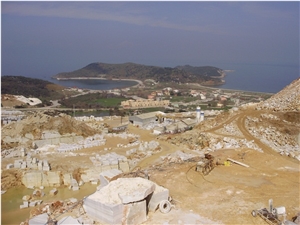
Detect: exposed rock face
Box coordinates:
(1, 112, 97, 149)
(160, 78, 300, 160)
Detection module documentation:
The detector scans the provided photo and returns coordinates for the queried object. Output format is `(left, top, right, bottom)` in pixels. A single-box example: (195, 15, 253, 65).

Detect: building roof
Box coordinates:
(135, 111, 163, 120)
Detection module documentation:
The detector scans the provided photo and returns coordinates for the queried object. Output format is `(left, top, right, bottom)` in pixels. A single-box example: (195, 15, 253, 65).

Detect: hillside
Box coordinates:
(256, 77, 300, 111)
(162, 77, 300, 160)
(1, 76, 67, 106)
(1, 76, 65, 99)
(53, 62, 223, 84)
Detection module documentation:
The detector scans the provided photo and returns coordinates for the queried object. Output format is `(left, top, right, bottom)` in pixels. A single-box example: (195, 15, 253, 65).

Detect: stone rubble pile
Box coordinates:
(260, 113, 280, 121)
(170, 130, 263, 152)
(256, 78, 300, 111)
(246, 118, 300, 160)
(106, 132, 139, 139)
(89, 152, 130, 173)
(126, 141, 161, 167)
(2, 147, 27, 158)
(20, 190, 45, 209)
(117, 140, 140, 148)
(1, 111, 98, 150)
(138, 141, 160, 152)
(9, 156, 51, 171)
(204, 134, 261, 152)
(160, 150, 200, 163)
(217, 122, 243, 137)
(203, 135, 263, 152)
(74, 115, 104, 122)
(74, 115, 107, 131)
(25, 198, 92, 225)
(55, 134, 105, 152)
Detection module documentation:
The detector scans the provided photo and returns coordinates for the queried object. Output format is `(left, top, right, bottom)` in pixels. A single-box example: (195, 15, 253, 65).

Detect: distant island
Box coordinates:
(53, 62, 225, 86)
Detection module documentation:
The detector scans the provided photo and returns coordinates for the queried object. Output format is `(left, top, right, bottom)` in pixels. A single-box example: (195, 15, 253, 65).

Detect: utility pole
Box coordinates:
(73, 104, 75, 117)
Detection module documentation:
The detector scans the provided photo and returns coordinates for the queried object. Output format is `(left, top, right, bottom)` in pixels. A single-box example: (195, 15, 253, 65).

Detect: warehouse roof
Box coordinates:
(134, 111, 163, 120)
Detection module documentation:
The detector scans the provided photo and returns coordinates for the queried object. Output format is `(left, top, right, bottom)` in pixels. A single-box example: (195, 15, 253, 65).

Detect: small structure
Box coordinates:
(129, 111, 163, 126)
(196, 106, 201, 123)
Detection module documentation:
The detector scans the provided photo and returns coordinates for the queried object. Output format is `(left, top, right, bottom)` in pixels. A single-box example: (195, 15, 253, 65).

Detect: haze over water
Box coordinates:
(46, 63, 299, 94)
(217, 63, 299, 93)
(2, 2, 299, 94)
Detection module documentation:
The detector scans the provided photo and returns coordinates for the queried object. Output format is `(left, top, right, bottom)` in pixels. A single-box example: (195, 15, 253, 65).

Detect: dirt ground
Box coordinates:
(1, 108, 300, 225)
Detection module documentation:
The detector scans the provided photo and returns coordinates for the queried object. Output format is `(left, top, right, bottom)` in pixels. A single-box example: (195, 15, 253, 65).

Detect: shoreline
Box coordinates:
(53, 76, 274, 95)
(198, 69, 275, 94)
(53, 76, 143, 89)
(196, 83, 275, 95)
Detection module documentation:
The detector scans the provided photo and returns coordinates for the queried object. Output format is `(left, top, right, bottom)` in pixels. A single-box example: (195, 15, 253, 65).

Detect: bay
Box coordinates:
(41, 63, 299, 93)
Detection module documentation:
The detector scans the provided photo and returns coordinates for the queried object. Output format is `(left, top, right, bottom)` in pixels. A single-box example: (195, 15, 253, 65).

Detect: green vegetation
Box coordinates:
(1, 76, 66, 104)
(59, 92, 128, 109)
(53, 62, 224, 84)
(167, 96, 196, 103)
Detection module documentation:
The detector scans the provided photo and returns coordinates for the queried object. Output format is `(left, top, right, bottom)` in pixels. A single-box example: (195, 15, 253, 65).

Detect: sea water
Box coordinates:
(42, 63, 299, 93)
(217, 63, 299, 93)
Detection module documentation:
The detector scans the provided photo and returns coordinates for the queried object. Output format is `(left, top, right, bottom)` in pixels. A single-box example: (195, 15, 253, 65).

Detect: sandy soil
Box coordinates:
(1, 108, 299, 225)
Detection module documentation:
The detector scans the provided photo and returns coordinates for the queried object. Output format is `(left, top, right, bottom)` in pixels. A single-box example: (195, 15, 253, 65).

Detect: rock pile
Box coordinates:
(9, 156, 51, 171)
(246, 117, 300, 160)
(56, 134, 106, 152)
(160, 150, 200, 164)
(20, 192, 44, 209)
(218, 122, 243, 137)
(22, 198, 90, 225)
(89, 152, 130, 173)
(166, 131, 262, 152)
(256, 78, 300, 111)
(1, 112, 98, 149)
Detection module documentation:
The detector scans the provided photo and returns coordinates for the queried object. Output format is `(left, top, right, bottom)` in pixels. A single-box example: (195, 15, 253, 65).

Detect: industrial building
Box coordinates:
(128, 111, 163, 126)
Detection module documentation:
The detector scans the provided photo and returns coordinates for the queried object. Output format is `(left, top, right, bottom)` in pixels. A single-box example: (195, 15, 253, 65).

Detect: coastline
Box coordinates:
(196, 83, 275, 95)
(54, 77, 143, 88)
(54, 75, 274, 95)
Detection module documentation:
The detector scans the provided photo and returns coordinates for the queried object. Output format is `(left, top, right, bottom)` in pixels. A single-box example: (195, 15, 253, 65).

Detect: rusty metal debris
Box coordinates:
(195, 154, 216, 176)
(252, 199, 297, 225)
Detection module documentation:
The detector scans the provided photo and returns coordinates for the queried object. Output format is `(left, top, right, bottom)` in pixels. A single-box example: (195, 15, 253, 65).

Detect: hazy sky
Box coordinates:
(1, 1, 299, 78)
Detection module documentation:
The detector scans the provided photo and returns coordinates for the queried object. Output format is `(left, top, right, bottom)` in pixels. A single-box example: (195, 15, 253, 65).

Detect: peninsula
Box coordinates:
(53, 62, 225, 86)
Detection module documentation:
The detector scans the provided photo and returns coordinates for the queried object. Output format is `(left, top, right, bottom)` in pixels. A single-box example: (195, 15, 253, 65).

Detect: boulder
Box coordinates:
(29, 213, 49, 225)
(123, 200, 147, 225)
(22, 171, 43, 188)
(57, 216, 81, 225)
(147, 184, 169, 212)
(98, 169, 122, 190)
(83, 177, 156, 224)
